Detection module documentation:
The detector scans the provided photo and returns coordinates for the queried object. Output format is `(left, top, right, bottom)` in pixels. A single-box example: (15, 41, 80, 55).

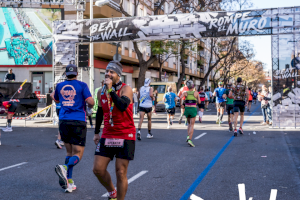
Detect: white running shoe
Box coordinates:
(55, 165, 68, 189)
(65, 182, 76, 193)
(2, 127, 12, 132)
(167, 125, 170, 129)
(90, 125, 94, 128)
(147, 133, 153, 138)
(60, 140, 64, 146)
(219, 121, 224, 124)
(55, 140, 62, 149)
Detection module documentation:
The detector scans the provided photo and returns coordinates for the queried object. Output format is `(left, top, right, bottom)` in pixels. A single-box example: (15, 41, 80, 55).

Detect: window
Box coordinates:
(126, 0, 130, 13)
(151, 85, 166, 94)
(131, 3, 135, 16)
(100, 72, 105, 84)
(121, 75, 126, 83)
(139, 8, 143, 16)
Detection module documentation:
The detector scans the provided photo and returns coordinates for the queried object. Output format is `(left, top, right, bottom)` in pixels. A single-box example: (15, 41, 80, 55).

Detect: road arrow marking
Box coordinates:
(190, 194, 204, 200)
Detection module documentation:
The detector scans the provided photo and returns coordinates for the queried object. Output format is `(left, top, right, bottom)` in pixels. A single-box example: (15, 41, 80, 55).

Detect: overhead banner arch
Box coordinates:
(53, 6, 300, 128)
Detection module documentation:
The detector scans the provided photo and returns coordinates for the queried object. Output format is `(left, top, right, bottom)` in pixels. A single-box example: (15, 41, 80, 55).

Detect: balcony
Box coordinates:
(141, 0, 153, 8)
(94, 43, 138, 64)
(84, 2, 122, 18)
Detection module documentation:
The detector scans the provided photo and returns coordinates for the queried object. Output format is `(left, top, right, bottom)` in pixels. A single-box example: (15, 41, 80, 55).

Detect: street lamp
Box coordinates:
(88, 0, 110, 97)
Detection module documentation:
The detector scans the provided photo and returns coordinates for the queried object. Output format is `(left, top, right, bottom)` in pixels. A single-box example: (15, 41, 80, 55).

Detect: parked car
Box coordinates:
(150, 82, 177, 112)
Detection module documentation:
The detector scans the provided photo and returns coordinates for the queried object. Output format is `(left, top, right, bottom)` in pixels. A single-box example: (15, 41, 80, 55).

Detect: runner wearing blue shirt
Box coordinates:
(51, 64, 95, 193)
(213, 82, 226, 124)
(253, 90, 258, 104)
(163, 87, 177, 129)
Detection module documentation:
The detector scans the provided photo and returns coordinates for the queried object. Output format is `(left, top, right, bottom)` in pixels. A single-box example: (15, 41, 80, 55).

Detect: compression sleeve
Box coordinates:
(110, 90, 131, 112)
(264, 96, 271, 101)
(95, 106, 103, 134)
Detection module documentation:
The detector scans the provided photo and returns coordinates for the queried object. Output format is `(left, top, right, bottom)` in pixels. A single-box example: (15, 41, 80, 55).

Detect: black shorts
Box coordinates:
(249, 100, 253, 103)
(166, 107, 175, 115)
(139, 106, 152, 113)
(59, 120, 87, 146)
(56, 109, 60, 116)
(198, 103, 205, 109)
(216, 102, 226, 109)
(227, 104, 234, 114)
(8, 102, 17, 113)
(233, 100, 245, 113)
(95, 138, 135, 160)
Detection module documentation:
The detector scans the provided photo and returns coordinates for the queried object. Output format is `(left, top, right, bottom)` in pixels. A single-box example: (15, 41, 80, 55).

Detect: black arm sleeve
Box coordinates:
(110, 91, 131, 112)
(95, 106, 103, 134)
(264, 97, 271, 101)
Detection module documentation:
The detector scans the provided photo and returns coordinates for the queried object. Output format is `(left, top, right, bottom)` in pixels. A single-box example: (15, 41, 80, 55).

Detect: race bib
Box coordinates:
(105, 139, 125, 147)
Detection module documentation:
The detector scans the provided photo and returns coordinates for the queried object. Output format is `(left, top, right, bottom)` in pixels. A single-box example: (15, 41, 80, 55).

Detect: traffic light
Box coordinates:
(78, 45, 89, 68)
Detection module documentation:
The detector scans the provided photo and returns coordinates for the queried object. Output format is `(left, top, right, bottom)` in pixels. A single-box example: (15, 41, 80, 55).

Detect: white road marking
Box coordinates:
(270, 189, 277, 200)
(190, 194, 204, 200)
(0, 162, 28, 172)
(195, 133, 207, 140)
(238, 184, 246, 200)
(101, 170, 148, 197)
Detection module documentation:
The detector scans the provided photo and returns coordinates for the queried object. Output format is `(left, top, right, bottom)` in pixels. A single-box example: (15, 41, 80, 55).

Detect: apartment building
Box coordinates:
(1, 0, 215, 95)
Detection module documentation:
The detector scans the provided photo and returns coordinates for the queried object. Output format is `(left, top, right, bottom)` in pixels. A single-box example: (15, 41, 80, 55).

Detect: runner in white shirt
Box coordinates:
(137, 78, 154, 140)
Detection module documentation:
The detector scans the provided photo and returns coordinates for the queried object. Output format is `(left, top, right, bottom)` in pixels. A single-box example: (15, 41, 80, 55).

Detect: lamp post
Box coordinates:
(90, 0, 110, 96)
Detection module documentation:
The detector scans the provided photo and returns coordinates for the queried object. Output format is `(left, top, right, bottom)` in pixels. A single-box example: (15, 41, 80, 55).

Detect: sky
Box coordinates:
(240, 0, 299, 71)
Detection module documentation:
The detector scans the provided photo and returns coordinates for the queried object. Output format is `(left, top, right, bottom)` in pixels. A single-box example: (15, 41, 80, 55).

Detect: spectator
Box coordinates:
(49, 87, 53, 93)
(152, 90, 158, 115)
(133, 88, 139, 116)
(258, 85, 269, 125)
(4, 69, 15, 82)
(263, 87, 273, 126)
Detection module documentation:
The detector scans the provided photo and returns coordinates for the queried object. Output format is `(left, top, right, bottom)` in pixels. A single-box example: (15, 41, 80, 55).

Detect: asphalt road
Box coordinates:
(0, 103, 300, 200)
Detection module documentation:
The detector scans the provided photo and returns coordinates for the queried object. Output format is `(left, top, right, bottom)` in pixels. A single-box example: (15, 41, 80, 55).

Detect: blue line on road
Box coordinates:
(180, 105, 261, 200)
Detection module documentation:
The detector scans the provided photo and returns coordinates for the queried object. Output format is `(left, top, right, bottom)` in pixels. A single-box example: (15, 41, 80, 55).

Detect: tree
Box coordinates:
(149, 41, 177, 82)
(213, 39, 255, 86)
(199, 37, 237, 88)
(118, 0, 225, 90)
(233, 60, 266, 88)
(221, 0, 254, 11)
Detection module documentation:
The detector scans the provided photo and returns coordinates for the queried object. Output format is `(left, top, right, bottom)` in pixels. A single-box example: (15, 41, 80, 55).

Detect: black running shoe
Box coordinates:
(229, 122, 233, 132)
(179, 116, 183, 124)
(234, 129, 237, 137)
(137, 131, 141, 140)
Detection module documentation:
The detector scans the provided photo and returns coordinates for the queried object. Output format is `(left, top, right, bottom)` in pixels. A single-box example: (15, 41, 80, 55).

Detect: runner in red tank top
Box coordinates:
(247, 88, 253, 112)
(93, 61, 135, 200)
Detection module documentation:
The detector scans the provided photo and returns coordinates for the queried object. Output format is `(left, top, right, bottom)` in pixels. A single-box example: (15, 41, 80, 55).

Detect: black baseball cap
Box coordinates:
(65, 64, 78, 76)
